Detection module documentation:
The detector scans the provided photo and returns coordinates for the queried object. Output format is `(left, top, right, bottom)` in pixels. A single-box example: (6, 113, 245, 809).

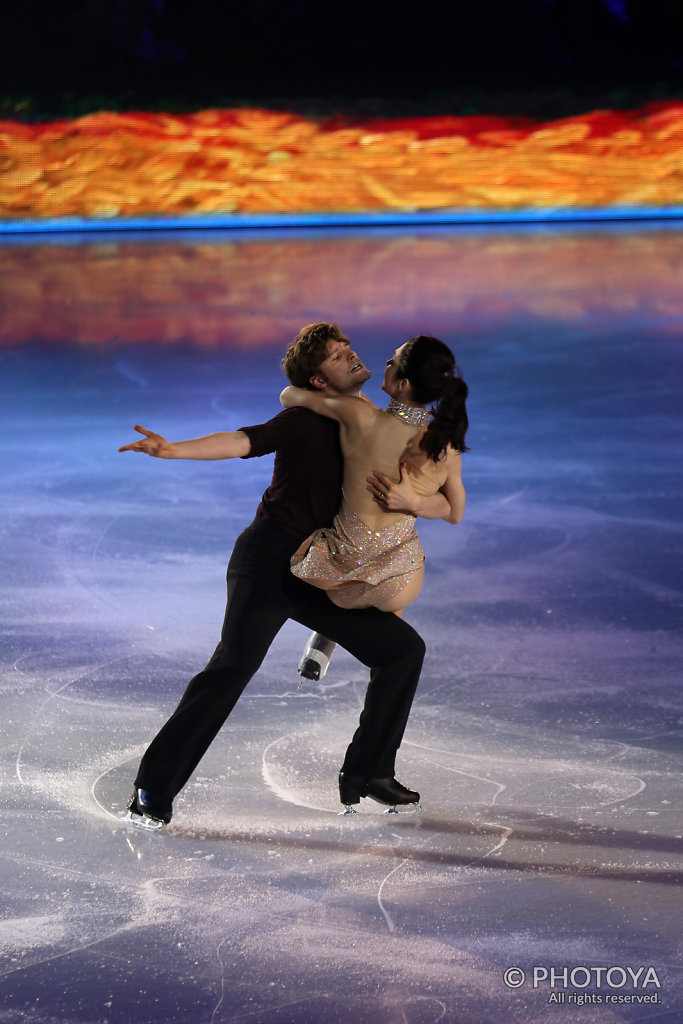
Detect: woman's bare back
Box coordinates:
(337, 406, 433, 528)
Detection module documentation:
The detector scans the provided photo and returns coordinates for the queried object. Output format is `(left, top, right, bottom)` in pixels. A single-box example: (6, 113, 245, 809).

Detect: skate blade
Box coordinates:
(384, 801, 422, 815)
(122, 809, 165, 831)
(338, 801, 421, 816)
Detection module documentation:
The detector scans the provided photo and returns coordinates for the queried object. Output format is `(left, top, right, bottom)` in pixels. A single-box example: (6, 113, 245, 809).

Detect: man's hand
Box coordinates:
(118, 425, 250, 460)
(119, 425, 175, 458)
(368, 461, 460, 521)
(367, 463, 419, 514)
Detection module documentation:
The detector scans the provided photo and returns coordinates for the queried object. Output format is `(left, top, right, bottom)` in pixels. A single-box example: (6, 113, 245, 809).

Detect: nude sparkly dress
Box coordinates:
(290, 497, 425, 609)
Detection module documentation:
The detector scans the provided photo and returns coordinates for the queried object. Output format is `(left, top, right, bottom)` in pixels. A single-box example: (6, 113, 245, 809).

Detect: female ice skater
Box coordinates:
(283, 335, 468, 677)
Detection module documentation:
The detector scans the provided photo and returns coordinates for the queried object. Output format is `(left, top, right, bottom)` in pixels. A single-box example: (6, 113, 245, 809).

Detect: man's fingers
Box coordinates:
(134, 424, 155, 438)
(367, 484, 388, 505)
(119, 425, 161, 453)
(367, 470, 392, 486)
(367, 469, 395, 505)
(119, 439, 152, 453)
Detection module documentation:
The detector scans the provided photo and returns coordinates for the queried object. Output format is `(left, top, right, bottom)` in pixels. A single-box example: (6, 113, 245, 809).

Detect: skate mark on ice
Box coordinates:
(15, 677, 80, 785)
(404, 741, 606, 872)
(248, 678, 354, 702)
(377, 856, 411, 933)
(479, 825, 513, 857)
(0, 919, 137, 980)
(248, 688, 330, 702)
(400, 996, 447, 1023)
(599, 776, 646, 807)
(599, 740, 639, 763)
(375, 820, 512, 934)
(261, 733, 329, 812)
(91, 762, 135, 823)
(45, 687, 144, 711)
(405, 739, 648, 810)
(0, 871, 208, 982)
(211, 935, 229, 1023)
(211, 942, 327, 1024)
(406, 740, 507, 806)
(15, 656, 146, 785)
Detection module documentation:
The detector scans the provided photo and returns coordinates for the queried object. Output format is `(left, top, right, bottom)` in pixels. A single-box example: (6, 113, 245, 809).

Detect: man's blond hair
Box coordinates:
(282, 322, 350, 389)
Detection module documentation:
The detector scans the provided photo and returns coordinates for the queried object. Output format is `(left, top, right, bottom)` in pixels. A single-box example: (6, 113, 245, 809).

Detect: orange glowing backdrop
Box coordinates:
(1, 102, 683, 227)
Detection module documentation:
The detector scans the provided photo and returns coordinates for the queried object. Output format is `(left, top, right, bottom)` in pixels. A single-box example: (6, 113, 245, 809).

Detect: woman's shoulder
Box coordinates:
(442, 444, 462, 461)
(346, 394, 381, 426)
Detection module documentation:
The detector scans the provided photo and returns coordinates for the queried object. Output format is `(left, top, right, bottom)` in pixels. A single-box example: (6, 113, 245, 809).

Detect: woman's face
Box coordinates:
(382, 342, 409, 397)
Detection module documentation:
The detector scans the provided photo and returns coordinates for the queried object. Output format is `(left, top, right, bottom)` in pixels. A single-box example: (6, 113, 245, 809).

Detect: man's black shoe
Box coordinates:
(338, 771, 420, 812)
(365, 777, 420, 806)
(124, 788, 172, 829)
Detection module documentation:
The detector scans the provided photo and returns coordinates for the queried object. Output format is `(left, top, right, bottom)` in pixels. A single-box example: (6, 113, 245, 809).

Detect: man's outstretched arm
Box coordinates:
(118, 424, 251, 460)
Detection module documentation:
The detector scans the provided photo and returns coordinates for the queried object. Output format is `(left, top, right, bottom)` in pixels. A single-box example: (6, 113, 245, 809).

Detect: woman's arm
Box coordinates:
(437, 450, 466, 524)
(118, 424, 251, 460)
(279, 386, 369, 426)
(367, 450, 465, 523)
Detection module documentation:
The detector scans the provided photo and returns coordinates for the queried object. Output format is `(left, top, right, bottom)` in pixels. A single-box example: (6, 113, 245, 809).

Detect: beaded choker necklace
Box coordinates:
(386, 398, 431, 427)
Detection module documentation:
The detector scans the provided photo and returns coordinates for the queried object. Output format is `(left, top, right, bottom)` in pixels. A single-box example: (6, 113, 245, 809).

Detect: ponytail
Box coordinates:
(397, 335, 470, 461)
(422, 374, 469, 461)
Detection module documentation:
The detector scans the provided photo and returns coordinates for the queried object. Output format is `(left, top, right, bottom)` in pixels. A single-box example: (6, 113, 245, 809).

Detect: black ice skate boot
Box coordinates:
(123, 788, 172, 830)
(338, 772, 421, 815)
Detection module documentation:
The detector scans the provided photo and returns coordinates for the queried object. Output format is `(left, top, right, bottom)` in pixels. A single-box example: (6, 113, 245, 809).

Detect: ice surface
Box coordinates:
(1, 225, 682, 1023)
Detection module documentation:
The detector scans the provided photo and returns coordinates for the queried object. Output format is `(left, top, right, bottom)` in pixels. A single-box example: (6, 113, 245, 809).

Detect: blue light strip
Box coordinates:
(2, 206, 683, 234)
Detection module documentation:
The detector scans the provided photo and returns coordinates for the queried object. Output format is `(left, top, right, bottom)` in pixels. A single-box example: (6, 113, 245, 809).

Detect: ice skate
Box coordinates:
(297, 632, 337, 685)
(123, 788, 172, 830)
(338, 772, 421, 815)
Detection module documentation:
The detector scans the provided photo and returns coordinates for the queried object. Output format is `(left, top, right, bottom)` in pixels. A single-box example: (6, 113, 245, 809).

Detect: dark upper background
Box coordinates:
(2, 0, 682, 120)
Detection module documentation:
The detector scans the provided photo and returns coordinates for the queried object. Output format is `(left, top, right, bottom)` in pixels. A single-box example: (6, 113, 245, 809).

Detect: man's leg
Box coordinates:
(134, 521, 290, 807)
(288, 580, 426, 779)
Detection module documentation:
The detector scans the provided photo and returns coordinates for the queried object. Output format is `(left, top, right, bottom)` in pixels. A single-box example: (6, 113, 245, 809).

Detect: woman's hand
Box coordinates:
(118, 425, 175, 458)
(367, 463, 419, 514)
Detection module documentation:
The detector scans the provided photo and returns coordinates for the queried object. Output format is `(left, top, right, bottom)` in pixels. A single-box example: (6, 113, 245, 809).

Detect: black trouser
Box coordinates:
(135, 517, 425, 804)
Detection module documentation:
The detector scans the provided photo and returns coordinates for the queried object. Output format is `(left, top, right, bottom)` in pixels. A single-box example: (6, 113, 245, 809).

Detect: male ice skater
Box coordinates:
(118, 323, 450, 828)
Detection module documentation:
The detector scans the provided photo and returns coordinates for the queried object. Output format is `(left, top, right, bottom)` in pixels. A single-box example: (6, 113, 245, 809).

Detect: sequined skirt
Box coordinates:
(290, 498, 425, 609)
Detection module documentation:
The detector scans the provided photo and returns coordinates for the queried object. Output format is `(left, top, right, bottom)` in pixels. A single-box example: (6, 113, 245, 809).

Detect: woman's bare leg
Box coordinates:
(299, 563, 424, 678)
(374, 565, 425, 614)
(326, 565, 425, 614)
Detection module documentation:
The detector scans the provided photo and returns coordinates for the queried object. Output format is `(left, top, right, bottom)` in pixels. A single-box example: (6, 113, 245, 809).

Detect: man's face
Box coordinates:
(311, 340, 371, 395)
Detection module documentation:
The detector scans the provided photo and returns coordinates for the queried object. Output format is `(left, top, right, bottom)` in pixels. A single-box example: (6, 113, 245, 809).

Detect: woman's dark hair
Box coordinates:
(397, 335, 469, 460)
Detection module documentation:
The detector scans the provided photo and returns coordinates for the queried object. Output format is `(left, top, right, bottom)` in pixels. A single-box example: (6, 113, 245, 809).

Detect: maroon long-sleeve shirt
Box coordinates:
(240, 407, 342, 544)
